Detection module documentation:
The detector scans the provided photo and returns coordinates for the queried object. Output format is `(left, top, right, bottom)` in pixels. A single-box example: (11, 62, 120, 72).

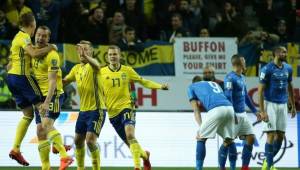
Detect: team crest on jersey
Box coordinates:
(106, 76, 109, 79)
(121, 73, 126, 80)
(51, 59, 57, 66)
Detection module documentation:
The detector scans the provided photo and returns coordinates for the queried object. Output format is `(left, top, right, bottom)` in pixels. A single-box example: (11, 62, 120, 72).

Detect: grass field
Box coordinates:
(0, 167, 299, 170)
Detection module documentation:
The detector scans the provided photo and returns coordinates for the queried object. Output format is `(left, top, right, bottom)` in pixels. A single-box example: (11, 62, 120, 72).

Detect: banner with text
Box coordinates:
(174, 37, 237, 77)
(0, 111, 298, 167)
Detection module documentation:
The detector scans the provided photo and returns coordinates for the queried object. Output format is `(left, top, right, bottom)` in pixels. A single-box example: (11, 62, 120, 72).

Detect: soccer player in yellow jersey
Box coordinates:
(100, 45, 169, 170)
(6, 12, 56, 166)
(63, 40, 105, 170)
(32, 26, 73, 170)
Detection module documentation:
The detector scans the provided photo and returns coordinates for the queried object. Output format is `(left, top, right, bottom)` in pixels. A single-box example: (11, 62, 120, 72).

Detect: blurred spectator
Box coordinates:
(213, 1, 248, 40)
(189, 0, 209, 34)
(275, 19, 289, 43)
(0, 66, 15, 109)
(61, 84, 76, 109)
(256, 0, 277, 33)
(108, 11, 127, 45)
(121, 0, 147, 40)
(154, 0, 177, 33)
(118, 26, 144, 52)
(0, 10, 16, 39)
(177, 0, 195, 34)
(4, 0, 32, 29)
(199, 28, 210, 37)
(203, 65, 224, 89)
(28, 0, 72, 42)
(80, 6, 108, 44)
(61, 0, 88, 43)
(164, 13, 189, 43)
(104, 0, 121, 17)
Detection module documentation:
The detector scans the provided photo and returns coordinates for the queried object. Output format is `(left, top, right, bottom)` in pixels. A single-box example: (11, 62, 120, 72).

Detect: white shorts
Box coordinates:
(235, 112, 254, 137)
(198, 106, 235, 139)
(263, 101, 288, 132)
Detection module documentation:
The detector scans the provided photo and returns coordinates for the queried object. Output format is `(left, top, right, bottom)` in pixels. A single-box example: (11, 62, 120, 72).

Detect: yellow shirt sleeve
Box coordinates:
(47, 51, 60, 72)
(64, 65, 77, 82)
(20, 33, 31, 49)
(128, 67, 162, 89)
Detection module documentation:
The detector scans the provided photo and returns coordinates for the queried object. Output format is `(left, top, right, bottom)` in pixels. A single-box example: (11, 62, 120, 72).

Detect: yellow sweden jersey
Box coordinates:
(100, 65, 162, 118)
(32, 50, 63, 96)
(8, 31, 32, 75)
(64, 64, 103, 111)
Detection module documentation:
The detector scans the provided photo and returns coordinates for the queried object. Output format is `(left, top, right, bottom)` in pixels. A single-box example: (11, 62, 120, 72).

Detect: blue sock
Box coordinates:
(242, 144, 253, 167)
(228, 143, 237, 170)
(265, 143, 274, 169)
(218, 144, 228, 169)
(196, 141, 206, 170)
(273, 139, 282, 157)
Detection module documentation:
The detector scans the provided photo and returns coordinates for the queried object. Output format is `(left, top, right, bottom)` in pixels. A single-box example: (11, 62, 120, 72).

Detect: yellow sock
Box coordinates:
(75, 146, 85, 169)
(13, 116, 32, 152)
(47, 130, 68, 158)
(90, 146, 100, 170)
(38, 140, 51, 170)
(129, 139, 141, 169)
(138, 144, 147, 159)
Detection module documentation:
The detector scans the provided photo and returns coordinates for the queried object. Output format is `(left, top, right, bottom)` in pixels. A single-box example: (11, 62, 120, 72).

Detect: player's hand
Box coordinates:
(39, 102, 50, 117)
(260, 111, 268, 122)
(290, 107, 297, 118)
(256, 112, 262, 121)
(161, 84, 169, 90)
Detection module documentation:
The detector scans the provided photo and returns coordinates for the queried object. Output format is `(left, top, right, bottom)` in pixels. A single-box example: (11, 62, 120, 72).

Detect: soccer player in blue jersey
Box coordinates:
(258, 46, 296, 170)
(219, 54, 259, 170)
(187, 76, 236, 170)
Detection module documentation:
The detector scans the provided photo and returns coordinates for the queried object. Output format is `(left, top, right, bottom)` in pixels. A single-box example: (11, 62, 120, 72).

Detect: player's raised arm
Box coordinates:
(128, 67, 169, 90)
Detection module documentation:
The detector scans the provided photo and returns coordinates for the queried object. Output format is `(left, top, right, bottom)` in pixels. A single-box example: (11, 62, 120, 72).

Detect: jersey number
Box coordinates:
(33, 59, 40, 68)
(208, 82, 222, 93)
(112, 78, 120, 87)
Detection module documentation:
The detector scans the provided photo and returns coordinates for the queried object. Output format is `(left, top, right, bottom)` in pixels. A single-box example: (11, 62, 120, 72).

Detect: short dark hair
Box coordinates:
(192, 75, 202, 83)
(124, 26, 135, 34)
(272, 46, 285, 56)
(172, 13, 182, 21)
(19, 12, 35, 27)
(37, 25, 51, 36)
(231, 54, 243, 66)
(108, 45, 121, 52)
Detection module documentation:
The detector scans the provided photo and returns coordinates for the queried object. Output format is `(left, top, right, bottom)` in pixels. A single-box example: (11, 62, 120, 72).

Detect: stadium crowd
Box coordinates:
(0, 0, 300, 44)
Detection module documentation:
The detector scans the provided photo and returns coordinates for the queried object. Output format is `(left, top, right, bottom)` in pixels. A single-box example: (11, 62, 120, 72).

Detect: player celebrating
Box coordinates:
(63, 40, 105, 170)
(6, 12, 56, 166)
(219, 54, 259, 170)
(187, 76, 235, 170)
(32, 26, 73, 170)
(100, 45, 168, 170)
(258, 46, 296, 170)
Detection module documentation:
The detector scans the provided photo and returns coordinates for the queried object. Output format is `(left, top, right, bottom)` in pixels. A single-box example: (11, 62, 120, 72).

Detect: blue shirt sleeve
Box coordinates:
(245, 86, 257, 113)
(187, 85, 197, 101)
(224, 75, 233, 103)
(259, 65, 269, 84)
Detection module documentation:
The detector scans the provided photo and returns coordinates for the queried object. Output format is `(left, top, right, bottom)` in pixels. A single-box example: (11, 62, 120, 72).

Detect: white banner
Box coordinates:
(173, 37, 237, 77)
(0, 111, 298, 167)
(68, 77, 300, 111)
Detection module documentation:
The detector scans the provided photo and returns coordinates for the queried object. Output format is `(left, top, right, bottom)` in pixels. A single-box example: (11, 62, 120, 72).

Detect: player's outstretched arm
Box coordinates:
(24, 44, 56, 58)
(288, 82, 297, 118)
(63, 66, 77, 86)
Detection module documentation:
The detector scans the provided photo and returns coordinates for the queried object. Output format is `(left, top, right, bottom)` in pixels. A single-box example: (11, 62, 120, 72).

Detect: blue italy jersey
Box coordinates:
(224, 71, 257, 113)
(259, 62, 292, 104)
(187, 81, 232, 111)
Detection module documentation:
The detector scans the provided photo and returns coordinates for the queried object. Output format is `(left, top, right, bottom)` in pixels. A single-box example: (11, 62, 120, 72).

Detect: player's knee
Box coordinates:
(223, 138, 234, 147)
(37, 124, 47, 140)
(276, 132, 285, 140)
(74, 136, 85, 148)
(86, 139, 97, 150)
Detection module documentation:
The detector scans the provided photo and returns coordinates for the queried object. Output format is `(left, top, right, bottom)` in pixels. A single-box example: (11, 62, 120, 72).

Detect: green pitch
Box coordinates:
(0, 168, 299, 170)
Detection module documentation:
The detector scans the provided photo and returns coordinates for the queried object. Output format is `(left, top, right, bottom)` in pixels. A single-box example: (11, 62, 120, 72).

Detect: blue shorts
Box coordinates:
(109, 108, 136, 143)
(6, 74, 42, 109)
(35, 94, 64, 124)
(75, 109, 106, 136)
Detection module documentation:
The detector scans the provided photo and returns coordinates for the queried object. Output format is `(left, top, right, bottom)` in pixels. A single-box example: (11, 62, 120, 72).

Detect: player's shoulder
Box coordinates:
(121, 65, 132, 71)
(71, 64, 81, 70)
(100, 65, 110, 72)
(13, 31, 30, 43)
(283, 62, 292, 70)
